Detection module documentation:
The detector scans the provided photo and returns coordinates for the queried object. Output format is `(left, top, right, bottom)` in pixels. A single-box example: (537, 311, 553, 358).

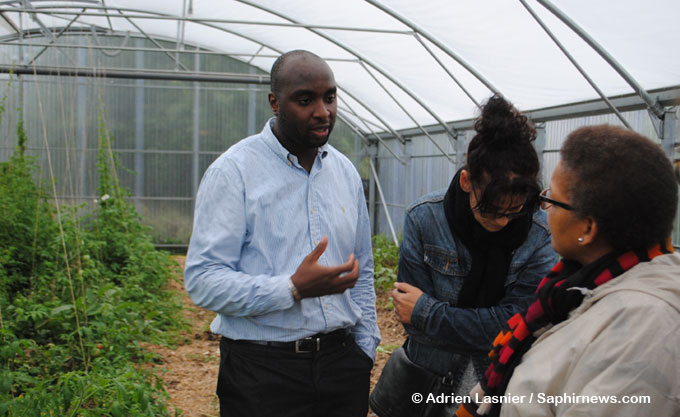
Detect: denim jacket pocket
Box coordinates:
(423, 245, 466, 305)
(505, 258, 523, 287)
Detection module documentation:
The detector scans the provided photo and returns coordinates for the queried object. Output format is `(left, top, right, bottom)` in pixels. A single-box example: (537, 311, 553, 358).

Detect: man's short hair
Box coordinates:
(270, 50, 323, 96)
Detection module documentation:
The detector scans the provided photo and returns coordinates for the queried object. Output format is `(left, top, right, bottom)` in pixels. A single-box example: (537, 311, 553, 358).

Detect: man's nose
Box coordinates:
(312, 100, 331, 118)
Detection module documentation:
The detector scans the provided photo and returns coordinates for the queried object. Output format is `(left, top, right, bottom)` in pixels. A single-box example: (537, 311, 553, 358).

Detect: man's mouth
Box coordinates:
(310, 125, 329, 137)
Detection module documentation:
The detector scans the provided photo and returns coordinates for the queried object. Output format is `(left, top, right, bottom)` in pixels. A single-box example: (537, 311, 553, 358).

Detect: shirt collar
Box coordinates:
(262, 118, 329, 166)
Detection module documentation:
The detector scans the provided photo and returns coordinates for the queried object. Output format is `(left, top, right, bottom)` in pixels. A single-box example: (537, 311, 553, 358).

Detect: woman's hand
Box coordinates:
(391, 282, 424, 325)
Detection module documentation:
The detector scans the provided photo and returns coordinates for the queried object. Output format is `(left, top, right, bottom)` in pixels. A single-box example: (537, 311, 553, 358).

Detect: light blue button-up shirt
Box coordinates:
(185, 119, 380, 360)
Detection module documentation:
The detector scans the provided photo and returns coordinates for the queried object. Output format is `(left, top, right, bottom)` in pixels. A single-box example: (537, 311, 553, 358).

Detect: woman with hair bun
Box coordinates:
(370, 95, 557, 417)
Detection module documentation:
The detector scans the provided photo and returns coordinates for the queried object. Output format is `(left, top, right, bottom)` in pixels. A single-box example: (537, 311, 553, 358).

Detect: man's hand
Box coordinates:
(291, 236, 360, 299)
(391, 282, 424, 325)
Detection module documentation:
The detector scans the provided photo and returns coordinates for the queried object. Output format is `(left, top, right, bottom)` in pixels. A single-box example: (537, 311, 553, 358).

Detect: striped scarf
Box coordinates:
(456, 240, 674, 417)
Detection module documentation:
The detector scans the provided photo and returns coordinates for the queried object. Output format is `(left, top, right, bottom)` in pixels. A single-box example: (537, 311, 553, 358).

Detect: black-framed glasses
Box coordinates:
(538, 188, 574, 211)
(471, 186, 530, 220)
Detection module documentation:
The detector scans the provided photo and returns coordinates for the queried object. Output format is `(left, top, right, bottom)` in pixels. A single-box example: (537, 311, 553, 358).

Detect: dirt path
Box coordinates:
(147, 256, 406, 417)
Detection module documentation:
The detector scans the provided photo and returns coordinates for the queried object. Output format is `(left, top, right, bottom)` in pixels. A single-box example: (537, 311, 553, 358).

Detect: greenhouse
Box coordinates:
(0, 0, 678, 247)
(1, 0, 679, 415)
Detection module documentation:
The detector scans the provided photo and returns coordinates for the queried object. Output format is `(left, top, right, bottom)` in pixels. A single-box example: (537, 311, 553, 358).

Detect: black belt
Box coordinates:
(228, 328, 350, 353)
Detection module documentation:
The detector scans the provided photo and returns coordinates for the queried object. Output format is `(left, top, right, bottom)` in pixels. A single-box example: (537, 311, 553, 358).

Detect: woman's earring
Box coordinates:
(577, 237, 584, 243)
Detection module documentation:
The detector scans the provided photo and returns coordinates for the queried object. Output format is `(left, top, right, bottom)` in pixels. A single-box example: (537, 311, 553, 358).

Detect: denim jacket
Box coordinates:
(398, 189, 557, 386)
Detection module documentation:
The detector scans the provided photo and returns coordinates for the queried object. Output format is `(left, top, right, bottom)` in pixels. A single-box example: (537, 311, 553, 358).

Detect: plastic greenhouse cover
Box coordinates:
(0, 0, 677, 132)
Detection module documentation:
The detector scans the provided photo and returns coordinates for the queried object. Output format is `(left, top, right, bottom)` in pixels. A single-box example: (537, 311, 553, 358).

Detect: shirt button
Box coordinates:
(324, 304, 329, 309)
(310, 209, 315, 214)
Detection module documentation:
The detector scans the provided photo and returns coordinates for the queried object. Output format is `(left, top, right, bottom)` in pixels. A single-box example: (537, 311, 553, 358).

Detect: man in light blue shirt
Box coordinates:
(185, 50, 380, 417)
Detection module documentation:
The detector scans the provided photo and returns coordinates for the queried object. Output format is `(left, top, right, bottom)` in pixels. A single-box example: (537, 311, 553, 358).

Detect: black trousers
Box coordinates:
(217, 334, 373, 417)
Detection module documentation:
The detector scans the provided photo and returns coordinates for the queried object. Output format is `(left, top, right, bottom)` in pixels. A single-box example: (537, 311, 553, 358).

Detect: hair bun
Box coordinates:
(474, 94, 536, 149)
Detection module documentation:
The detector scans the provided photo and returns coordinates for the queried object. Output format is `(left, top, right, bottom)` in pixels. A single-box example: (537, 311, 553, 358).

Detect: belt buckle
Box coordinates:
(295, 337, 320, 353)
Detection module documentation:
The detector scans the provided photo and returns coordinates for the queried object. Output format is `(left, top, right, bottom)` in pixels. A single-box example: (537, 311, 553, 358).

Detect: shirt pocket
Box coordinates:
(423, 244, 467, 305)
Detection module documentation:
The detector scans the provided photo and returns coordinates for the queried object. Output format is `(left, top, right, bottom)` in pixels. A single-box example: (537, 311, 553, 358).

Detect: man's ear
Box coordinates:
(268, 92, 278, 116)
(459, 169, 472, 192)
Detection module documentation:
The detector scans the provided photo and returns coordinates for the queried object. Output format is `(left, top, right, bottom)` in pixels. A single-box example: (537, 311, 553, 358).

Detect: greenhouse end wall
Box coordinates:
(373, 108, 680, 247)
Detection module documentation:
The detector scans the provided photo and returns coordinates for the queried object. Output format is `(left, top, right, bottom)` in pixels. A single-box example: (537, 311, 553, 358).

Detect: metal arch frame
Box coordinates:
(519, 0, 633, 130)
(336, 84, 405, 144)
(366, 0, 500, 99)
(338, 95, 407, 166)
(2, 2, 406, 244)
(0, 5, 413, 34)
(118, 11, 190, 72)
(236, 0, 458, 142)
(536, 0, 665, 121)
(358, 59, 455, 164)
(412, 32, 481, 110)
(0, 39, 359, 61)
(0, 3, 406, 143)
(0, 11, 20, 33)
(26, 6, 85, 65)
(22, 0, 77, 66)
(174, 0, 188, 70)
(1, 2, 411, 176)
(370, 85, 680, 141)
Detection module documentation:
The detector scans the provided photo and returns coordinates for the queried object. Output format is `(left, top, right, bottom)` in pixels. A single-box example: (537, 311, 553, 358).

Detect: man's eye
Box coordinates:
(325, 95, 336, 103)
(298, 98, 311, 105)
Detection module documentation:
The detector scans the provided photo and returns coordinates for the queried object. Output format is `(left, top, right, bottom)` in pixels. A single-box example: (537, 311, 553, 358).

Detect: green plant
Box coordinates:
(372, 234, 400, 292)
(0, 105, 187, 415)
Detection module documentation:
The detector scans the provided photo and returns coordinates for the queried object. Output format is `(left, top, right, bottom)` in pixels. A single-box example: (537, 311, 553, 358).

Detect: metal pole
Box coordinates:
(662, 107, 677, 160)
(247, 65, 257, 136)
(537, 0, 664, 120)
(192, 49, 200, 202)
(237, 0, 457, 142)
(338, 96, 407, 165)
(26, 7, 84, 65)
(0, 5, 412, 34)
(369, 159, 398, 245)
(456, 131, 467, 170)
(534, 122, 546, 185)
(122, 13, 190, 72)
(76, 41, 86, 197)
(175, 0, 187, 70)
(366, 0, 500, 95)
(519, 0, 633, 131)
(134, 38, 144, 209)
(358, 60, 456, 164)
(0, 64, 271, 83)
(338, 89, 405, 144)
(412, 32, 481, 110)
(368, 145, 377, 234)
(0, 40, 344, 59)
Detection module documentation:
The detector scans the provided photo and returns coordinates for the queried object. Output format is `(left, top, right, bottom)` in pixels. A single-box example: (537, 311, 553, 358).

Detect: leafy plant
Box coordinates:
(372, 234, 400, 292)
(0, 103, 187, 416)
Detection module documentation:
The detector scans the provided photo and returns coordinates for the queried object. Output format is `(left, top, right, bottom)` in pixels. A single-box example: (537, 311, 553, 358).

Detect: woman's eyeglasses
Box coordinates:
(471, 186, 530, 219)
(476, 206, 529, 220)
(538, 188, 574, 211)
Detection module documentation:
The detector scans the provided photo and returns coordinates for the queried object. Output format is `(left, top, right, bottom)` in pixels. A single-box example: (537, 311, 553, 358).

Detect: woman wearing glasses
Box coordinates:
(457, 125, 679, 417)
(370, 95, 557, 417)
